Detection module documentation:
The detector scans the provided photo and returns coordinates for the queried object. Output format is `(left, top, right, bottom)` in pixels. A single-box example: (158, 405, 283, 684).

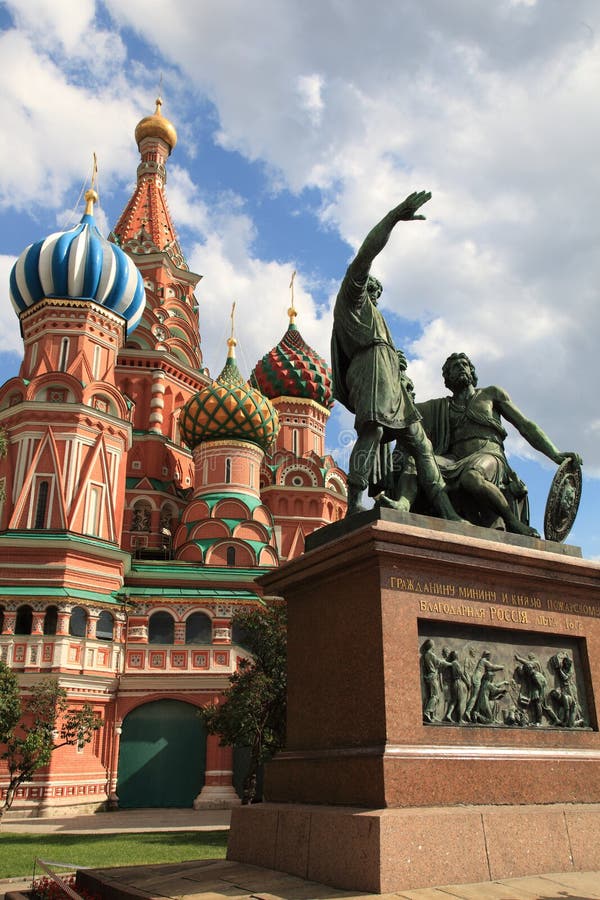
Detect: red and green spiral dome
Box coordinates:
(250, 318, 333, 409)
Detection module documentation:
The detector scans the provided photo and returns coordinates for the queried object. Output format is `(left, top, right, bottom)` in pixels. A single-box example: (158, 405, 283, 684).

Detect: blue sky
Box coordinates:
(0, 0, 598, 557)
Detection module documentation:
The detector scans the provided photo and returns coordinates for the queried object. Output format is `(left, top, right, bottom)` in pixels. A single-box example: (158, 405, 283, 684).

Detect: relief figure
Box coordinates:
(442, 649, 470, 723)
(420, 638, 451, 723)
(465, 650, 504, 723)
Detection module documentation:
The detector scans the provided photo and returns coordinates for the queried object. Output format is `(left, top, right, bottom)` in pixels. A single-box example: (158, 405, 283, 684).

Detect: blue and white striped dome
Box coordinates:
(9, 190, 146, 334)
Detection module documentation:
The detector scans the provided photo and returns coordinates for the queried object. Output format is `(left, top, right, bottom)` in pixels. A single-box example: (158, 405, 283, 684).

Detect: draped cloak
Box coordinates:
(331, 274, 420, 435)
(416, 394, 530, 524)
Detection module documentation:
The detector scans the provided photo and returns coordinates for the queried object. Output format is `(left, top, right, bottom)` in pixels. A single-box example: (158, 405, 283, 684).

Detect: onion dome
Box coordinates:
(180, 338, 279, 451)
(135, 96, 177, 154)
(9, 189, 146, 334)
(251, 307, 334, 409)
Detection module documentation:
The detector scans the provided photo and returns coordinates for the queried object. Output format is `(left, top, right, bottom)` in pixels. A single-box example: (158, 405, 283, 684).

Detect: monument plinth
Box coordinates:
(228, 511, 600, 893)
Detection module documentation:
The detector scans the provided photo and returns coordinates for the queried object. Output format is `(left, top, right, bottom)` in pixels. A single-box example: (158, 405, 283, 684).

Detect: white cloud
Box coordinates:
(296, 74, 325, 125)
(0, 28, 142, 213)
(187, 227, 331, 383)
(6, 0, 96, 53)
(0, 255, 23, 353)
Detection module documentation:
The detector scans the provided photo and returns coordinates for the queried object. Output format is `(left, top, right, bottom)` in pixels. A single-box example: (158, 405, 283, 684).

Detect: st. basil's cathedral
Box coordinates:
(0, 100, 347, 814)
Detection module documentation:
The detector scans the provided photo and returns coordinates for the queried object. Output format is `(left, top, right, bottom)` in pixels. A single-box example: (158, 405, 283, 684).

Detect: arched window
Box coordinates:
(0, 606, 4, 633)
(225, 458, 232, 484)
(92, 345, 101, 380)
(15, 604, 33, 635)
(86, 485, 102, 537)
(185, 612, 212, 644)
(227, 546, 236, 567)
(131, 501, 151, 532)
(171, 409, 181, 444)
(34, 480, 49, 529)
(96, 611, 114, 641)
(160, 504, 174, 531)
(43, 605, 58, 635)
(148, 611, 175, 644)
(292, 429, 299, 456)
(59, 337, 70, 372)
(232, 620, 249, 648)
(69, 606, 87, 638)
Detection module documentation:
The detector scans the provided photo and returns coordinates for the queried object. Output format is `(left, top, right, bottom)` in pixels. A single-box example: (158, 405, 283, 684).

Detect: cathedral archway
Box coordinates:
(116, 699, 207, 808)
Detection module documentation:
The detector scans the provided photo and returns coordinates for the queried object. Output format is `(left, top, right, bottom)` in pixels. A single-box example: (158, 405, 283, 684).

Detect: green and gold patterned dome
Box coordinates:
(180, 338, 279, 451)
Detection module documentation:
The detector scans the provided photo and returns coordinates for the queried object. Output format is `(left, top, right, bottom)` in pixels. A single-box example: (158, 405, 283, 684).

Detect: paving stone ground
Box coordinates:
(1, 810, 599, 900)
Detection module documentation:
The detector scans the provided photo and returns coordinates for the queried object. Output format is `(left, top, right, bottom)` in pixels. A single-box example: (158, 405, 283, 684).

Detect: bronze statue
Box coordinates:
(331, 193, 461, 520)
(398, 352, 582, 537)
(420, 638, 588, 730)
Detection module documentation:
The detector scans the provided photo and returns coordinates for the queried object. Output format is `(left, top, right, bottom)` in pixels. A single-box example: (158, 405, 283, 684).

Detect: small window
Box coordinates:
(148, 611, 174, 644)
(96, 611, 114, 641)
(69, 606, 87, 638)
(86, 485, 102, 537)
(292, 429, 299, 456)
(59, 337, 70, 372)
(226, 546, 236, 567)
(92, 345, 101, 380)
(43, 605, 58, 635)
(34, 480, 49, 529)
(172, 410, 181, 444)
(232, 620, 250, 649)
(15, 604, 33, 635)
(160, 504, 174, 531)
(225, 458, 232, 484)
(0, 606, 4, 633)
(185, 612, 212, 644)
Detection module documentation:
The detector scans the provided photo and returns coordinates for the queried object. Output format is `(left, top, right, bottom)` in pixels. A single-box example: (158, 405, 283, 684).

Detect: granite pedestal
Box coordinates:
(227, 510, 600, 893)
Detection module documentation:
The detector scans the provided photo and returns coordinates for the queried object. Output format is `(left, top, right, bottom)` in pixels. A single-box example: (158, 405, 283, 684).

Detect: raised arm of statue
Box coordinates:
(346, 191, 432, 283)
(485, 661, 504, 673)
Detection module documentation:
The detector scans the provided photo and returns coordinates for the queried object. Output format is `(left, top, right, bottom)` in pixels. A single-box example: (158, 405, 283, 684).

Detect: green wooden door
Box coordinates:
(117, 700, 206, 808)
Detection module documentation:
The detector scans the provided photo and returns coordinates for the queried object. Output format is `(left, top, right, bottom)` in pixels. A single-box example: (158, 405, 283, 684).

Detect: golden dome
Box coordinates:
(134, 97, 178, 153)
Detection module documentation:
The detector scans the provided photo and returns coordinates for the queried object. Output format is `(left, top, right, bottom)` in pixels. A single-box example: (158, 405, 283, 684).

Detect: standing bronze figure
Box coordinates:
(331, 192, 460, 520)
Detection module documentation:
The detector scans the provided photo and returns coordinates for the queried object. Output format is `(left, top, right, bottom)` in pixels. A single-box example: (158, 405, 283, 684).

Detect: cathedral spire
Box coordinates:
(110, 97, 186, 270)
(288, 270, 297, 327)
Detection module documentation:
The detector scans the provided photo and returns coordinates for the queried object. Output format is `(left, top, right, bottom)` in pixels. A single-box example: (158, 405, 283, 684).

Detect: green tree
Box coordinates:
(0, 662, 103, 817)
(201, 602, 286, 805)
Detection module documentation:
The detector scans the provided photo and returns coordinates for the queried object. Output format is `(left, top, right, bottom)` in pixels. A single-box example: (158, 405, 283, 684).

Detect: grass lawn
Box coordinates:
(0, 830, 228, 879)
